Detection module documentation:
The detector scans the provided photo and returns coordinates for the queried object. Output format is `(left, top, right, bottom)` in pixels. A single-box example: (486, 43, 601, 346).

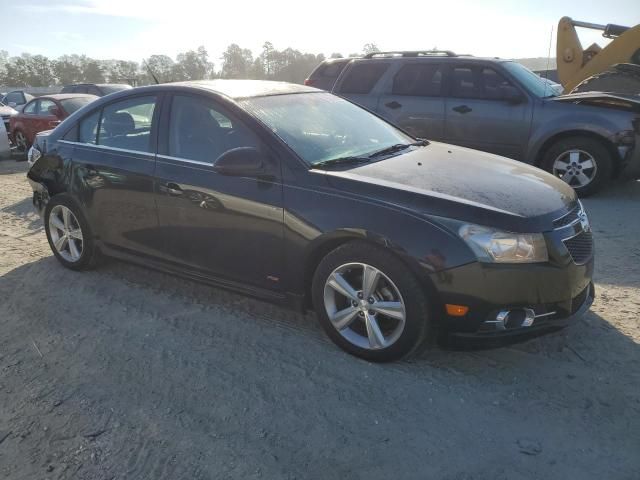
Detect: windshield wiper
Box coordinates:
(312, 156, 371, 169)
(367, 139, 429, 159)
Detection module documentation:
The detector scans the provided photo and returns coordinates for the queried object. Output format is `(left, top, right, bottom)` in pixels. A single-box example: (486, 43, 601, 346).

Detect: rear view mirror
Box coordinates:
(212, 147, 265, 175)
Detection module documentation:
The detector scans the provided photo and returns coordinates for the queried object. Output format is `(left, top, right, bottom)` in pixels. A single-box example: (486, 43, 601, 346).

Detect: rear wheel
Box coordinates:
(14, 130, 28, 152)
(45, 195, 98, 270)
(541, 136, 613, 197)
(312, 241, 431, 362)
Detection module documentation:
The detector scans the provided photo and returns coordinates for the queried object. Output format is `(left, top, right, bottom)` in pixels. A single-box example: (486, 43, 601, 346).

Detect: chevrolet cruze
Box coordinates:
(26, 80, 594, 361)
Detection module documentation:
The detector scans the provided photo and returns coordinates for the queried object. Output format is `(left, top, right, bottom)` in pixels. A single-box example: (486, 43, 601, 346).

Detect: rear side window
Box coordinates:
(321, 62, 347, 78)
(98, 96, 156, 153)
(338, 62, 389, 94)
(392, 64, 443, 96)
(79, 110, 100, 144)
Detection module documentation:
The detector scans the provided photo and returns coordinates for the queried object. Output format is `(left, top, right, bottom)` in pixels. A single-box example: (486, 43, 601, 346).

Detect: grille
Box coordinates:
(553, 205, 580, 229)
(563, 231, 593, 264)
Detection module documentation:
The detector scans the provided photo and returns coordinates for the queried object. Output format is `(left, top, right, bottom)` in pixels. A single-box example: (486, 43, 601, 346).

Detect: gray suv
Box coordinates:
(312, 51, 640, 196)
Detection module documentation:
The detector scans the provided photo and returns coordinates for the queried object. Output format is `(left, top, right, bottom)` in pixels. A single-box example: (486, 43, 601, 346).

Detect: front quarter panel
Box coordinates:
(282, 171, 476, 296)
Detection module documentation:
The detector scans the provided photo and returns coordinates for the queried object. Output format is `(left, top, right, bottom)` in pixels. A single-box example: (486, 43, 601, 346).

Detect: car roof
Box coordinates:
(351, 55, 508, 64)
(169, 80, 319, 99)
(37, 94, 99, 101)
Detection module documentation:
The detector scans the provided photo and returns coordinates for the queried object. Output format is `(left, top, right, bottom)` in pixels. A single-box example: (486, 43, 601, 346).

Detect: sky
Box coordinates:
(3, 0, 640, 64)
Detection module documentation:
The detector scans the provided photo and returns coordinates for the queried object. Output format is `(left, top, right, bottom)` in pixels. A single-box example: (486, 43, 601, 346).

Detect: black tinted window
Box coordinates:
(6, 92, 25, 104)
(322, 61, 348, 78)
(169, 95, 259, 163)
(79, 110, 100, 144)
(98, 96, 156, 153)
(451, 67, 479, 98)
(338, 62, 389, 94)
(392, 63, 443, 96)
(61, 97, 95, 114)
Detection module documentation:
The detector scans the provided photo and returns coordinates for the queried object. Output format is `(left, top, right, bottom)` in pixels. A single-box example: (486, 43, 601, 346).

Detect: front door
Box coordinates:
(154, 93, 284, 291)
(377, 62, 446, 140)
(444, 65, 532, 160)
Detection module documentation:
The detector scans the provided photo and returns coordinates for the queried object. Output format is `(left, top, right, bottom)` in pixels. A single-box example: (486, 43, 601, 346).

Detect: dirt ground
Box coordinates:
(0, 158, 638, 480)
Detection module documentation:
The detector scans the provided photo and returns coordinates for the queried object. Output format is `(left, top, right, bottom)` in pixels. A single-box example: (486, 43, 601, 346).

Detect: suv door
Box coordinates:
(444, 65, 532, 159)
(378, 62, 446, 140)
(333, 61, 390, 111)
(61, 94, 162, 256)
(154, 93, 284, 291)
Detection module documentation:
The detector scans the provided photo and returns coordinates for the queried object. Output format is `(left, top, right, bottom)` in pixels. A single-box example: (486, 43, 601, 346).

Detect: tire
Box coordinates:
(44, 195, 98, 271)
(571, 64, 640, 95)
(13, 130, 28, 152)
(312, 241, 431, 362)
(541, 136, 613, 197)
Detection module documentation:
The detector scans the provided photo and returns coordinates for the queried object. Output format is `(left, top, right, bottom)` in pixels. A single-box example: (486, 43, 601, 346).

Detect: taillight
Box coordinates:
(304, 78, 314, 86)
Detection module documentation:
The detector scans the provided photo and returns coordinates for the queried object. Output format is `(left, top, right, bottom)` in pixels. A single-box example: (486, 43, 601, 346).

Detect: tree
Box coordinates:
(53, 55, 83, 85)
(173, 46, 213, 81)
(363, 43, 380, 55)
(330, 53, 343, 59)
(220, 44, 253, 79)
(81, 58, 105, 83)
(106, 60, 139, 84)
(143, 54, 174, 83)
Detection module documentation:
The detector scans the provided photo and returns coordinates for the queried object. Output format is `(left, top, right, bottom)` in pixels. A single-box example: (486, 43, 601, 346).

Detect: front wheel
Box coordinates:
(14, 130, 28, 152)
(541, 136, 613, 197)
(312, 241, 431, 362)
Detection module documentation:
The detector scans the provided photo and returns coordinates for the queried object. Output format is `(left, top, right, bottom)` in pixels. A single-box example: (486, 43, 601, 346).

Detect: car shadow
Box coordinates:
(0, 196, 42, 231)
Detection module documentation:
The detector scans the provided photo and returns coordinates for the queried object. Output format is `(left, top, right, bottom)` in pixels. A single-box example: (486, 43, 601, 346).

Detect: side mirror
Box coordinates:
(503, 86, 525, 104)
(212, 147, 265, 175)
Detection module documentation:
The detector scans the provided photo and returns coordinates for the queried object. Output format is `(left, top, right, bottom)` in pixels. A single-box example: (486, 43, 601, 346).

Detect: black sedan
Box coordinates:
(26, 80, 594, 362)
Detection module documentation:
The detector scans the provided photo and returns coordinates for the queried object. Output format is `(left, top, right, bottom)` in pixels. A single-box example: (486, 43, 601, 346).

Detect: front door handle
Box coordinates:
(162, 182, 183, 196)
(385, 101, 402, 110)
(452, 105, 472, 114)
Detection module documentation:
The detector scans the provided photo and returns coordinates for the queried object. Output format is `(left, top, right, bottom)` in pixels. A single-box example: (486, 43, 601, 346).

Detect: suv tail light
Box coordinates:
(304, 78, 315, 86)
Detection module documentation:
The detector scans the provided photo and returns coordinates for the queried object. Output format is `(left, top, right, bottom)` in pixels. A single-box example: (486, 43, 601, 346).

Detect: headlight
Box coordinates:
(27, 145, 41, 166)
(458, 224, 548, 263)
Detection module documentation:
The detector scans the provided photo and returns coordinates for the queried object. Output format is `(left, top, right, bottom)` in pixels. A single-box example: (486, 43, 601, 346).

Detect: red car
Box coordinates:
(10, 94, 97, 151)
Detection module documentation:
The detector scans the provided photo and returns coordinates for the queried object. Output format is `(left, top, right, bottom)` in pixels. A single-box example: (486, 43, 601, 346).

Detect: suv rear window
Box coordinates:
(392, 64, 443, 96)
(338, 62, 389, 94)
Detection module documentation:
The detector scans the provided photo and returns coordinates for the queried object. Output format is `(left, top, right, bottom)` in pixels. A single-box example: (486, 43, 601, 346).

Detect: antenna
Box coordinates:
(143, 59, 160, 85)
(543, 25, 553, 98)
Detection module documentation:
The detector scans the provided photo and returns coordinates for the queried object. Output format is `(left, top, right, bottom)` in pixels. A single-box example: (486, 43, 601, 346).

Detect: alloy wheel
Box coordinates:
(15, 131, 27, 152)
(48, 205, 84, 262)
(323, 262, 406, 350)
(552, 149, 597, 188)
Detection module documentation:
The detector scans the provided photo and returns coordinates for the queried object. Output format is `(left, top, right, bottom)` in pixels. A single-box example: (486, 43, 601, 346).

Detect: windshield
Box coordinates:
(240, 93, 414, 166)
(502, 61, 559, 98)
(60, 97, 96, 114)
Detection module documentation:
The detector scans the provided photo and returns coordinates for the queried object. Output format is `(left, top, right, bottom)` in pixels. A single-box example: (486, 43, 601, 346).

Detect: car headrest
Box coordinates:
(103, 111, 135, 136)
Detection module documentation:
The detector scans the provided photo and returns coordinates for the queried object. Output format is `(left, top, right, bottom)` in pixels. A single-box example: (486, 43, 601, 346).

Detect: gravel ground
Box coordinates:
(0, 159, 639, 479)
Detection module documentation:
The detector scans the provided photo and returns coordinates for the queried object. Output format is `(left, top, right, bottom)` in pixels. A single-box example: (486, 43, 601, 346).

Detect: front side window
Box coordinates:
(23, 100, 37, 114)
(392, 63, 443, 96)
(168, 94, 259, 163)
(338, 62, 389, 94)
(480, 68, 516, 100)
(241, 92, 413, 166)
(97, 96, 156, 153)
(38, 99, 56, 116)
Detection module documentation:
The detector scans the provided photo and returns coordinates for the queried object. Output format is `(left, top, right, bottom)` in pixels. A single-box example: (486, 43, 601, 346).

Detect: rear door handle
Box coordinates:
(162, 182, 183, 196)
(452, 105, 472, 114)
(385, 101, 402, 110)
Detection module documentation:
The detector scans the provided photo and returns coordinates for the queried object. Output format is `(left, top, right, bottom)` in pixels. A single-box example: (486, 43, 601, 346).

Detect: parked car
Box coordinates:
(61, 83, 132, 96)
(26, 80, 594, 362)
(10, 94, 98, 151)
(322, 51, 640, 196)
(0, 101, 18, 135)
(304, 57, 353, 90)
(1, 90, 34, 111)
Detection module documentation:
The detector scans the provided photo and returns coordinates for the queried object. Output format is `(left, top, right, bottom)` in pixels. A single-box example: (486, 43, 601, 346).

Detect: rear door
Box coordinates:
(377, 62, 446, 140)
(333, 61, 390, 111)
(62, 94, 162, 256)
(443, 65, 532, 159)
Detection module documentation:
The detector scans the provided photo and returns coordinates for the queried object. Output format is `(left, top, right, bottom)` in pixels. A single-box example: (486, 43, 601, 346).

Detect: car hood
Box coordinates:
(550, 92, 640, 111)
(320, 142, 577, 232)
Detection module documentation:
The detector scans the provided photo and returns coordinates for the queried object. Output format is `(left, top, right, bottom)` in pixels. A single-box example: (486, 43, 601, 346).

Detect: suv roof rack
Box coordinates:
(364, 50, 457, 59)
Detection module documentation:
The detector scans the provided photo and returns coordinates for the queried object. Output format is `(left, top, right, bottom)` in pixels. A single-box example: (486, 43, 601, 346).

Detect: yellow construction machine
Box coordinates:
(556, 16, 640, 94)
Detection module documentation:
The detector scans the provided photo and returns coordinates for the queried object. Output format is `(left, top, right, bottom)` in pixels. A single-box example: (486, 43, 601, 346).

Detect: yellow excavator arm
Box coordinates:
(557, 16, 640, 93)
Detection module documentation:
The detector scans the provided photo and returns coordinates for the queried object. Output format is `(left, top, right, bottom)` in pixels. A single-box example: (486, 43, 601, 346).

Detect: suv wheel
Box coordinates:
(312, 241, 431, 362)
(541, 136, 612, 197)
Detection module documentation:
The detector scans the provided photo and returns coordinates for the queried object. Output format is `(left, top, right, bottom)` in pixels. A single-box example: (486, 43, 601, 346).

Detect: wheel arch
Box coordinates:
(533, 130, 621, 172)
